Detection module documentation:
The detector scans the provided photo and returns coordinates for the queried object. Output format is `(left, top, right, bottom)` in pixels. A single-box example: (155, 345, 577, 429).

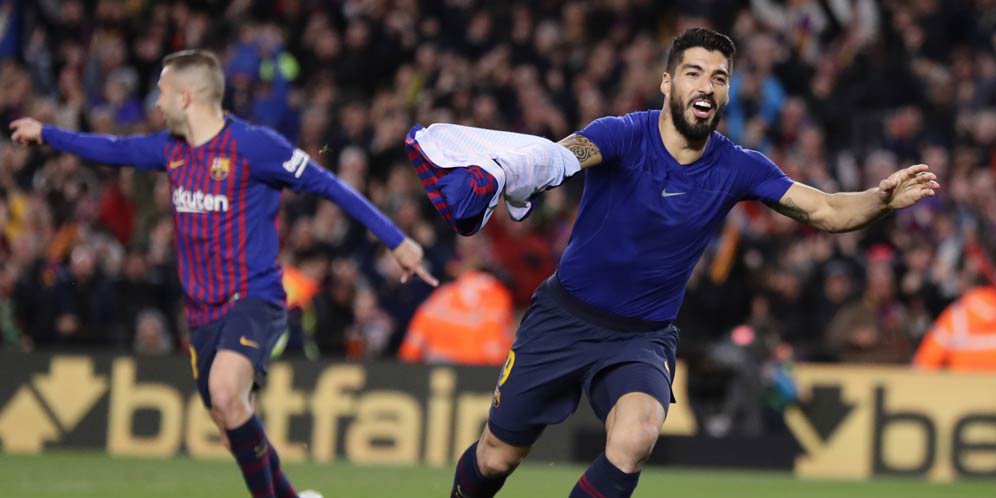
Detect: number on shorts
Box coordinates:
(188, 346, 199, 379)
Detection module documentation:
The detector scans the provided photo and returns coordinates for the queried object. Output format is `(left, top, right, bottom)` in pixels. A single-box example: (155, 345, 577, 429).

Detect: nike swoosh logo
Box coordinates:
(169, 159, 184, 169)
(661, 190, 686, 198)
(239, 336, 260, 349)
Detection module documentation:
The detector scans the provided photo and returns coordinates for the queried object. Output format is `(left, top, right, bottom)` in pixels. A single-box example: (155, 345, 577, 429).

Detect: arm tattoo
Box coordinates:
(767, 197, 811, 224)
(558, 134, 600, 167)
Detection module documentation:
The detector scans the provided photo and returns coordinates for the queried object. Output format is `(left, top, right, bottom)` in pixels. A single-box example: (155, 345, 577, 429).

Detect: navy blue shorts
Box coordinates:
(488, 276, 679, 447)
(188, 297, 288, 408)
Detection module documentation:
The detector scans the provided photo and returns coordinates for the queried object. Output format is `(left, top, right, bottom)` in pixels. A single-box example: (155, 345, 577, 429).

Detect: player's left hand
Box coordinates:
(391, 237, 439, 287)
(878, 164, 940, 209)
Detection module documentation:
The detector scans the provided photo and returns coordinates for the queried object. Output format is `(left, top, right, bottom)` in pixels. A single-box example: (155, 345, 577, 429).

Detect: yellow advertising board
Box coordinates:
(785, 365, 996, 481)
(1, 353, 993, 481)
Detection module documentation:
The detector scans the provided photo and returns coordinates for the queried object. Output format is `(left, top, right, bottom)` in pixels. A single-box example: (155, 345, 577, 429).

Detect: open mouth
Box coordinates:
(690, 98, 715, 119)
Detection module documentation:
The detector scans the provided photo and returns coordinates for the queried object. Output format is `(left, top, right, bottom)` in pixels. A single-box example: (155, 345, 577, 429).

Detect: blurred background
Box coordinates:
(0, 0, 995, 493)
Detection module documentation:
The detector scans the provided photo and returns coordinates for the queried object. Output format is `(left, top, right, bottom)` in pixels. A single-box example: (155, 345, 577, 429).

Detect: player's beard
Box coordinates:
(668, 87, 724, 142)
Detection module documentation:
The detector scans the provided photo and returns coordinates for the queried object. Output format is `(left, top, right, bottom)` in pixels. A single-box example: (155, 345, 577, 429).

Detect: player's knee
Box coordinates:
(606, 421, 660, 471)
(209, 407, 225, 426)
(478, 435, 527, 477)
(208, 382, 250, 424)
(477, 447, 523, 477)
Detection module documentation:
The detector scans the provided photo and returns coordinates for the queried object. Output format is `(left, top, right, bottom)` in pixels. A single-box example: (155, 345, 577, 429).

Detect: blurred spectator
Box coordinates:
(0, 190, 9, 263)
(913, 286, 996, 371)
(118, 246, 178, 348)
(806, 259, 859, 357)
(346, 286, 396, 359)
(372, 236, 438, 355)
(0, 1, 21, 60)
(400, 235, 513, 365)
(284, 249, 327, 310)
(726, 33, 786, 148)
(0, 0, 991, 370)
(0, 262, 25, 350)
(133, 308, 173, 355)
(48, 244, 117, 347)
(485, 209, 558, 308)
(824, 246, 914, 363)
(308, 257, 359, 358)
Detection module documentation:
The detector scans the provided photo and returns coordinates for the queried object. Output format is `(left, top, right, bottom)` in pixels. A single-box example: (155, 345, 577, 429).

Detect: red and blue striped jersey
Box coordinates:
(43, 115, 405, 328)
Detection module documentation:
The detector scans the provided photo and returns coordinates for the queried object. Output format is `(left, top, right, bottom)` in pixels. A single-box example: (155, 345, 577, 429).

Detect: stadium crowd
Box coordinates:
(0, 0, 994, 371)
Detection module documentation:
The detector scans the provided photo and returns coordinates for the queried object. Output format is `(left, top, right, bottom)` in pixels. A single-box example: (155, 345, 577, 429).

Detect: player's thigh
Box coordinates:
(207, 350, 256, 404)
(589, 361, 671, 428)
(189, 322, 223, 407)
(216, 297, 288, 387)
(487, 300, 591, 447)
(585, 325, 678, 422)
(488, 351, 584, 448)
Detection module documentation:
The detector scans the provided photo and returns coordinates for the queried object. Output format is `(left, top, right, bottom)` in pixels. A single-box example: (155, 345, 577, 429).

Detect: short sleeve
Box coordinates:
(739, 148, 795, 203)
(575, 115, 634, 165)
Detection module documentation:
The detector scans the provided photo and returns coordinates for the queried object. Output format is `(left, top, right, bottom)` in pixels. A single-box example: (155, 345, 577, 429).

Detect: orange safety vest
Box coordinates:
(282, 265, 320, 311)
(914, 286, 996, 371)
(399, 271, 513, 365)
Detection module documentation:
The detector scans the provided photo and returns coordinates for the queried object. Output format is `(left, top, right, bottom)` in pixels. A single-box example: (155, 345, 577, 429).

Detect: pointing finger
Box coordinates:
(414, 265, 439, 287)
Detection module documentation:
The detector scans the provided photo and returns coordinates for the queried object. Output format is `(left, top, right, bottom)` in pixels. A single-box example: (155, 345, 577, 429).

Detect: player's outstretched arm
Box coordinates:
(10, 117, 166, 170)
(298, 163, 438, 287)
(556, 134, 604, 169)
(766, 164, 940, 233)
(249, 129, 439, 286)
(302, 162, 439, 286)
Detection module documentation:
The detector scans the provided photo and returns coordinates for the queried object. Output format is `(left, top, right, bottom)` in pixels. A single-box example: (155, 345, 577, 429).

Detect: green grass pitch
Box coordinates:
(0, 451, 991, 497)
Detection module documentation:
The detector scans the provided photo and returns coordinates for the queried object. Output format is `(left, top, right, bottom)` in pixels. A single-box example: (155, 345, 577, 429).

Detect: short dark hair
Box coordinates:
(665, 28, 736, 74)
(161, 49, 225, 103)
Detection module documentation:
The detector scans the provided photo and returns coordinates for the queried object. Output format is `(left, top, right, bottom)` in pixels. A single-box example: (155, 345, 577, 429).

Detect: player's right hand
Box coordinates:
(9, 117, 44, 146)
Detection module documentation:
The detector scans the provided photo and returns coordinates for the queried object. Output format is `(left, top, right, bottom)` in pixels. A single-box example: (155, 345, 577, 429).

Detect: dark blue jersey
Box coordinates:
(557, 110, 794, 322)
(42, 115, 404, 327)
